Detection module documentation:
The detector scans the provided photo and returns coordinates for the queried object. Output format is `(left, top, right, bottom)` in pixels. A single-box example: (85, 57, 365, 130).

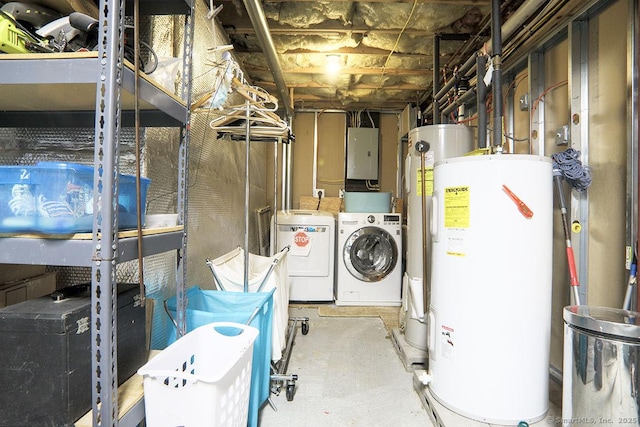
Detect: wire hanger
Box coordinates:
(209, 77, 290, 138)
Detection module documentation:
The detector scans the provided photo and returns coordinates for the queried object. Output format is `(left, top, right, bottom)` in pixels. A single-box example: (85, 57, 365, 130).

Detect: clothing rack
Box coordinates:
(204, 76, 305, 405)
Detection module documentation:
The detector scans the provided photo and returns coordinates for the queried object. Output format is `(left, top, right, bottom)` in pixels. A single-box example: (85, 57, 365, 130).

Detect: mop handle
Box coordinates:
(566, 246, 579, 288)
(553, 174, 581, 305)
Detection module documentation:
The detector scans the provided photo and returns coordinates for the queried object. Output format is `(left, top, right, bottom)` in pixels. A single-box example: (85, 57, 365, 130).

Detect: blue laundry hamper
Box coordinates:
(166, 286, 275, 427)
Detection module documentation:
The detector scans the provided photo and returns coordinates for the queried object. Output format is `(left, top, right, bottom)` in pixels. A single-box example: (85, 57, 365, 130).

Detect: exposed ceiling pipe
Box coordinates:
(491, 0, 503, 148)
(426, 0, 550, 113)
(432, 34, 441, 124)
(441, 88, 477, 117)
(242, 0, 294, 118)
(434, 55, 477, 103)
(476, 55, 488, 148)
(486, 0, 550, 54)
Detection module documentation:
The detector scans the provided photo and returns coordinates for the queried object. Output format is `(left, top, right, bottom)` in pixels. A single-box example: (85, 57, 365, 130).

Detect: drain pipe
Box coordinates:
(242, 0, 294, 118)
(491, 0, 503, 149)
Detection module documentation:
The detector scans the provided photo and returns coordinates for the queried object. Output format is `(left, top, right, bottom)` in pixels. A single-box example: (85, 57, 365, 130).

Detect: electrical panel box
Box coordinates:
(347, 127, 379, 180)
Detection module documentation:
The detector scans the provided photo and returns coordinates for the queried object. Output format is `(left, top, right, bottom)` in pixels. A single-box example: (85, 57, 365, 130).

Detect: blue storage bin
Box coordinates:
(0, 162, 150, 234)
(166, 286, 275, 427)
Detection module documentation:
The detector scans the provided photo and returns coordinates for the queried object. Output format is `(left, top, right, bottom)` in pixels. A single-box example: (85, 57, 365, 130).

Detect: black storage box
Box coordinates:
(0, 283, 147, 427)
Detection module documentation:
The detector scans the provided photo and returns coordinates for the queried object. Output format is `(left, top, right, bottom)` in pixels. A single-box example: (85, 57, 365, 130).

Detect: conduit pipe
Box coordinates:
(312, 112, 320, 196)
(242, 0, 294, 118)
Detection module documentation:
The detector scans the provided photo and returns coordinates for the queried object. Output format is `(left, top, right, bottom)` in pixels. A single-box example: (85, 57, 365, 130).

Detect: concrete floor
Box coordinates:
(258, 305, 430, 427)
(258, 305, 563, 427)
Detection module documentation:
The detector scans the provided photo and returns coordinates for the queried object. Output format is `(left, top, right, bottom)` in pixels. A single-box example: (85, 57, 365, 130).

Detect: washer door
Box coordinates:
(343, 226, 398, 282)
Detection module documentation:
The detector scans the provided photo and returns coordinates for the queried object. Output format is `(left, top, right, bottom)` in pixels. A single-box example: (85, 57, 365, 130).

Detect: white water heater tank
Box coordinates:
(404, 124, 474, 350)
(428, 154, 553, 424)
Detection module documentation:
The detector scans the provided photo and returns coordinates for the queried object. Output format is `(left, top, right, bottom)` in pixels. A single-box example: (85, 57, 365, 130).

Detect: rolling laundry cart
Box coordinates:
(164, 287, 275, 427)
(206, 246, 309, 402)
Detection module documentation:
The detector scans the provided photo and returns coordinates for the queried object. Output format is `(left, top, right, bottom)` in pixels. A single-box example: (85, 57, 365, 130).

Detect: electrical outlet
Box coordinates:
(313, 189, 325, 198)
(555, 125, 570, 145)
(339, 189, 345, 198)
(519, 94, 529, 111)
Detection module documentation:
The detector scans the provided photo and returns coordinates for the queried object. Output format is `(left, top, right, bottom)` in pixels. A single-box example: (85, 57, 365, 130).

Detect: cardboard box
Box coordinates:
(0, 271, 56, 308)
(0, 264, 46, 284)
(299, 196, 343, 214)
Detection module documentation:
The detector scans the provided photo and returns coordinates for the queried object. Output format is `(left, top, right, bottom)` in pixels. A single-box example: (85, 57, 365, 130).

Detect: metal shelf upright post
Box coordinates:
(90, 1, 194, 425)
(0, 0, 193, 424)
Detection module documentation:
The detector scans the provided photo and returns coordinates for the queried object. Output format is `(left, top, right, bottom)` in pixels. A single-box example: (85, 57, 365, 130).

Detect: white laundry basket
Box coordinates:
(138, 322, 259, 427)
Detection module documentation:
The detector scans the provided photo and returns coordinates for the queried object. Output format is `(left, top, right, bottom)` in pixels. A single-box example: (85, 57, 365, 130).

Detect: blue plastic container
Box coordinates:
(166, 286, 275, 427)
(343, 191, 392, 213)
(0, 162, 150, 233)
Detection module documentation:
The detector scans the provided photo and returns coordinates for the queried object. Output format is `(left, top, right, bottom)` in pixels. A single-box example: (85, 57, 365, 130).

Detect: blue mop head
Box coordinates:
(551, 148, 592, 192)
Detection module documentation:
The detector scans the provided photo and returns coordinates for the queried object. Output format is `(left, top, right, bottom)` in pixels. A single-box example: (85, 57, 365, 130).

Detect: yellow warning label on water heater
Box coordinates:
(416, 167, 433, 197)
(444, 186, 470, 228)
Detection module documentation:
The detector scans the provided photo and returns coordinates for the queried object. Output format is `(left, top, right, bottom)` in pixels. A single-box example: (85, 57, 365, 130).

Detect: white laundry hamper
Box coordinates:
(206, 246, 290, 362)
(138, 322, 258, 427)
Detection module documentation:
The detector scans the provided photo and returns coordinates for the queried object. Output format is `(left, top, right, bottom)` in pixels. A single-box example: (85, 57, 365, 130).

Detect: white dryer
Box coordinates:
(272, 210, 335, 302)
(335, 212, 402, 306)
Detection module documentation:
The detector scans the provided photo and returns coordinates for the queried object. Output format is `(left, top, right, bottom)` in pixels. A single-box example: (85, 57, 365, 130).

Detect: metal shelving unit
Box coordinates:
(0, 0, 194, 425)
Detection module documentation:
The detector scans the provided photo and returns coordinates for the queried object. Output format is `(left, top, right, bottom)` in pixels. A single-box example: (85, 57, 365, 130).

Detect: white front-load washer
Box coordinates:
(335, 212, 402, 306)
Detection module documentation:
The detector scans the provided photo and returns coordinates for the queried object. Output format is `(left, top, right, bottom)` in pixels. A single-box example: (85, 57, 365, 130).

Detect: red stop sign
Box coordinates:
(294, 231, 309, 247)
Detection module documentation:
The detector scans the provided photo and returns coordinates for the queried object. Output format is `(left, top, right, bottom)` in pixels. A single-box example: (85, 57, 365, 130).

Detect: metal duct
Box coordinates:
(242, 0, 294, 118)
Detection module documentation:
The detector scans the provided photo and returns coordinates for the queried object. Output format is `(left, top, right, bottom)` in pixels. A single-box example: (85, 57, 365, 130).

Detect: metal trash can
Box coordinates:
(563, 306, 640, 426)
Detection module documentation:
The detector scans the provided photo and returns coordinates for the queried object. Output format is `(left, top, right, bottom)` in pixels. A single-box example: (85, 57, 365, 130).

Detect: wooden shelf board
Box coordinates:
(0, 52, 184, 112)
(0, 225, 184, 240)
(74, 350, 162, 427)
